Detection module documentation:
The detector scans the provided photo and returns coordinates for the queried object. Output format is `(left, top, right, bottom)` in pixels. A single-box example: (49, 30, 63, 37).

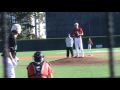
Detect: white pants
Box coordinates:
(74, 37, 84, 57)
(2, 57, 17, 78)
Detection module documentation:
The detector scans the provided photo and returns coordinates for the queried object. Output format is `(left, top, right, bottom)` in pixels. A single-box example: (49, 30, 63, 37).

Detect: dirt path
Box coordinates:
(0, 53, 120, 61)
(1, 53, 120, 66)
(12, 53, 120, 61)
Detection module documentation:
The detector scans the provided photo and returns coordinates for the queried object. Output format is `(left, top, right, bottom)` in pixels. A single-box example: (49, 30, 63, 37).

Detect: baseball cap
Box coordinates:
(11, 24, 22, 34)
(74, 23, 79, 26)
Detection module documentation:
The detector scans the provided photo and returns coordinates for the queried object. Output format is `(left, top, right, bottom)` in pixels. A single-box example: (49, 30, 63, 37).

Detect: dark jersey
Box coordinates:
(1, 33, 17, 58)
(8, 33, 17, 58)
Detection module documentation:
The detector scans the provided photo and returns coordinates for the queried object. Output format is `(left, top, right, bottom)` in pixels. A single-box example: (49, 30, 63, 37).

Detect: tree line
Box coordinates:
(0, 12, 45, 40)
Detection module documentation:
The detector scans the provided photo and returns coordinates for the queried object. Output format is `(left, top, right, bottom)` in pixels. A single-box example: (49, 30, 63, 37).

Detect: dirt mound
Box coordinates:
(49, 57, 120, 66)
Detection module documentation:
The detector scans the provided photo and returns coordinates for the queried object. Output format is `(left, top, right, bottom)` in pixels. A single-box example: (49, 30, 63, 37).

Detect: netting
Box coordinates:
(0, 12, 117, 78)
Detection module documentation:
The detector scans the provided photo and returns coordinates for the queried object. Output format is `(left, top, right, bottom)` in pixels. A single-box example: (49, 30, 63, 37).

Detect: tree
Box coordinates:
(0, 12, 46, 40)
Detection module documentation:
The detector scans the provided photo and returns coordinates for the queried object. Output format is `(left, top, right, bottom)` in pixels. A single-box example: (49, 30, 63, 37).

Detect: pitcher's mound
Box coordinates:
(50, 57, 120, 65)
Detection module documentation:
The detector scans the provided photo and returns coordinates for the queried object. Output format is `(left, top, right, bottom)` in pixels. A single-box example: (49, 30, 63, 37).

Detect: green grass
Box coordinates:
(52, 65, 110, 78)
(0, 62, 114, 78)
(96, 55, 120, 60)
(0, 47, 120, 78)
(53, 64, 120, 78)
(1, 47, 120, 57)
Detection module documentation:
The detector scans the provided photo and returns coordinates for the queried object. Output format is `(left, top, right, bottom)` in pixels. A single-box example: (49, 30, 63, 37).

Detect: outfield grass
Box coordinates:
(53, 65, 110, 78)
(0, 47, 120, 78)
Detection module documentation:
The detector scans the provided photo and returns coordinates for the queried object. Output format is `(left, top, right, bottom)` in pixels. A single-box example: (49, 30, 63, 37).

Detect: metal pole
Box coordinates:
(107, 12, 115, 78)
(1, 12, 9, 78)
(34, 12, 37, 39)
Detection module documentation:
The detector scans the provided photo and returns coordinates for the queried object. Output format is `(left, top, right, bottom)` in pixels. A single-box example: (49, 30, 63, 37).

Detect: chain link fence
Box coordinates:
(1, 12, 118, 78)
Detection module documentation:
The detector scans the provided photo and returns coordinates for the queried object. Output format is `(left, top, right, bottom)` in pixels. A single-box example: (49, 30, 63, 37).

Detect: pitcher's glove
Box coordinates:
(74, 31, 80, 37)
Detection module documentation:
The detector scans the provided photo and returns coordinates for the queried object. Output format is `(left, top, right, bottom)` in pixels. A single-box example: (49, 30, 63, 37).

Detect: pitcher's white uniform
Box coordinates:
(72, 23, 84, 58)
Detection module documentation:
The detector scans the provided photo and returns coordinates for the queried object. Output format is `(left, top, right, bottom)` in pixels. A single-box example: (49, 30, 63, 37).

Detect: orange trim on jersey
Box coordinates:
(27, 61, 53, 78)
(41, 62, 53, 78)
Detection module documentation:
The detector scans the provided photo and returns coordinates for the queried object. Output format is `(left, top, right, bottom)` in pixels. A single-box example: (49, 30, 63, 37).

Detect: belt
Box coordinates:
(75, 37, 80, 38)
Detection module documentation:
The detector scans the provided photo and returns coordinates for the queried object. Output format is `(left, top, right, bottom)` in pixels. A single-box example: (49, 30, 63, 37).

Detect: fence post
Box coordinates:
(107, 12, 115, 78)
(1, 12, 9, 78)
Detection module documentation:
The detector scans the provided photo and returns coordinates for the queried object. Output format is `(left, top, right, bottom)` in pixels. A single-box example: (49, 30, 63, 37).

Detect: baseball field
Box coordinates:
(0, 47, 120, 78)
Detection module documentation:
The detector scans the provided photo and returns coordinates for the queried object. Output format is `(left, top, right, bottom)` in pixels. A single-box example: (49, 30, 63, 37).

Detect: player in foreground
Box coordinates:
(27, 51, 53, 78)
(1, 24, 21, 78)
